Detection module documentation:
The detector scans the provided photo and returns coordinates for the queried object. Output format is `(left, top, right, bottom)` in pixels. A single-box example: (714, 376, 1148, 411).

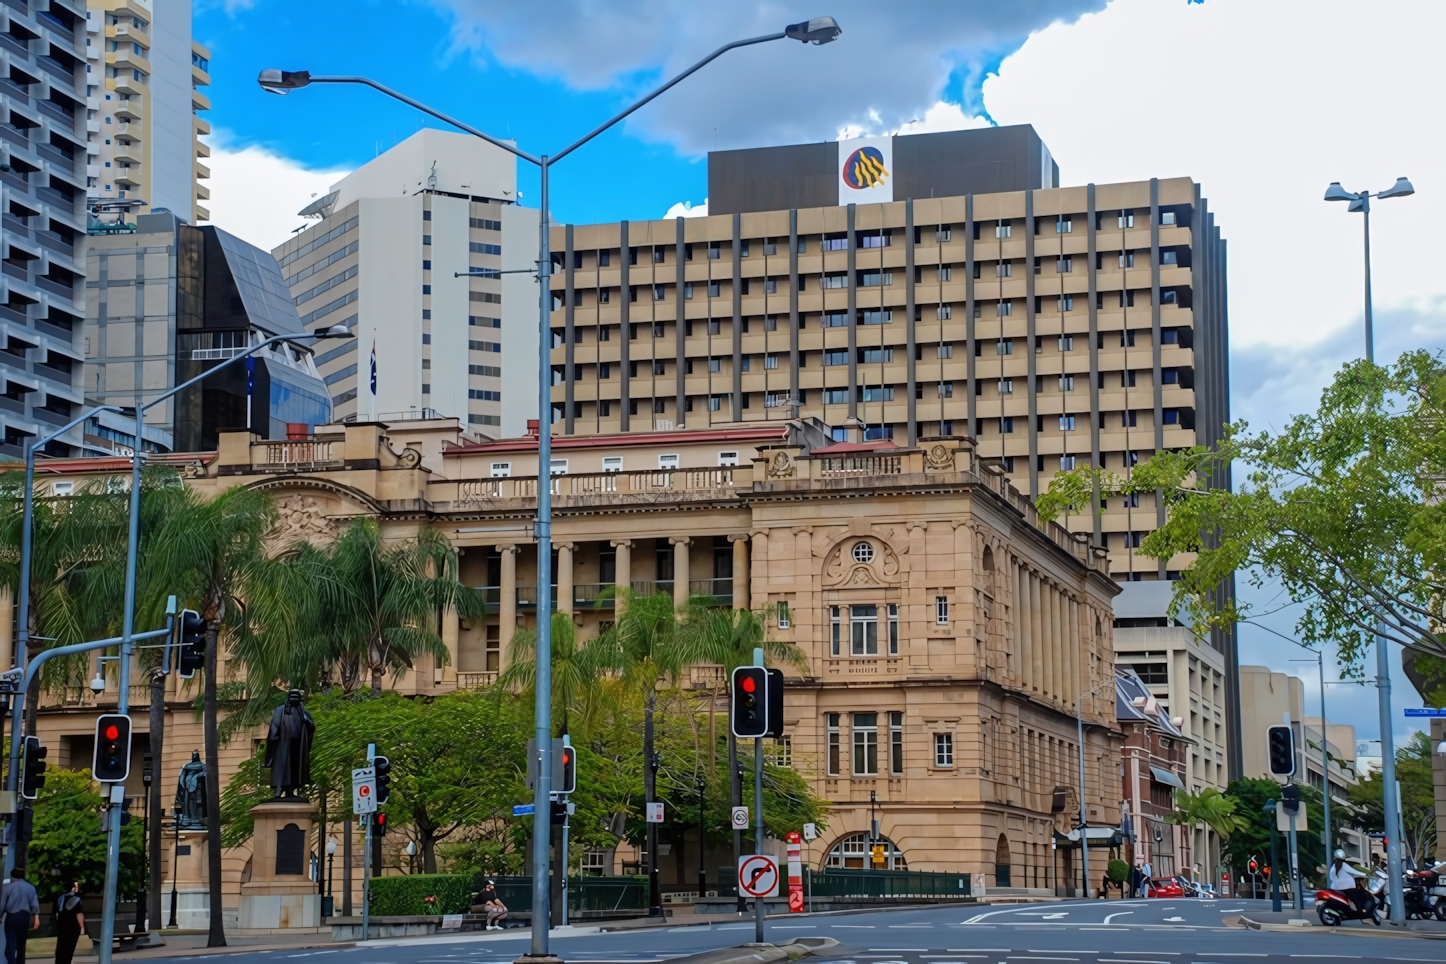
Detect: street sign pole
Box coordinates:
(1287, 804, 1301, 911)
(364, 743, 375, 942)
(753, 648, 765, 945)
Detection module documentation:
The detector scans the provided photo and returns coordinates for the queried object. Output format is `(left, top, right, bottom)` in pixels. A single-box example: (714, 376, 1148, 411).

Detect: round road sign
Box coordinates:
(738, 854, 780, 898)
(359, 785, 370, 797)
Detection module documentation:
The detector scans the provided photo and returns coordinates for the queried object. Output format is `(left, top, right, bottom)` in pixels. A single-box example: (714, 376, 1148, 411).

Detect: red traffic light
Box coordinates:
(741, 676, 756, 693)
(105, 725, 119, 741)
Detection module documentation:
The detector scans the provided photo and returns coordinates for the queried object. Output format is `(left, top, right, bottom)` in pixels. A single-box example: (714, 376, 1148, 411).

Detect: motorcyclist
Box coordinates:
(1326, 849, 1373, 912)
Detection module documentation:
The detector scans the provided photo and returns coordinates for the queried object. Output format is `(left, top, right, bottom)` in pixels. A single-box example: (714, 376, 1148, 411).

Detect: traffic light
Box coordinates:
(373, 756, 391, 805)
(374, 812, 388, 836)
(1249, 858, 1258, 873)
(1266, 724, 1295, 776)
(1263, 866, 1271, 878)
(731, 666, 768, 738)
(14, 807, 31, 843)
(556, 742, 577, 795)
(1281, 782, 1300, 815)
(177, 609, 206, 677)
(766, 668, 785, 738)
(20, 736, 47, 800)
(93, 714, 132, 782)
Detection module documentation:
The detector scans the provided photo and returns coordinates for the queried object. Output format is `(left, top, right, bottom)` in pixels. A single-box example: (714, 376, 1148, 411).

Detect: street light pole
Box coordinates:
(257, 22, 843, 958)
(1324, 176, 1413, 924)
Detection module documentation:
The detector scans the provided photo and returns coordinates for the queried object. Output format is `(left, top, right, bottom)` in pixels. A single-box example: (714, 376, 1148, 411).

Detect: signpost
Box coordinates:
(646, 802, 664, 823)
(1404, 708, 1446, 717)
(738, 854, 780, 899)
(731, 806, 750, 831)
(352, 768, 376, 815)
(512, 804, 536, 817)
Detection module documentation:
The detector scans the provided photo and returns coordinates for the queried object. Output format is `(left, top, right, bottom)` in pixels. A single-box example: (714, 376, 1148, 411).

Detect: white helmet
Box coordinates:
(1334, 849, 1346, 860)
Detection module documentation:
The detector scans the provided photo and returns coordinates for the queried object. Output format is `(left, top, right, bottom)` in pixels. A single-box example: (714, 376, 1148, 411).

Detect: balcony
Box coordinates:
(457, 671, 497, 689)
(451, 466, 739, 509)
(571, 583, 616, 610)
(689, 578, 732, 605)
(260, 438, 342, 470)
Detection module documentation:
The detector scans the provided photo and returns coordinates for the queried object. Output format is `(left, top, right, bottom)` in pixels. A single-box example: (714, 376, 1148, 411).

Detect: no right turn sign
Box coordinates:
(738, 854, 780, 898)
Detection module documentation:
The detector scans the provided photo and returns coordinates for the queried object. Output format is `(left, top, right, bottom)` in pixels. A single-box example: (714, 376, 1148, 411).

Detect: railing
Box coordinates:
(689, 663, 726, 689)
(804, 867, 972, 899)
(454, 467, 738, 506)
(629, 579, 673, 597)
(480, 875, 649, 917)
(571, 583, 616, 609)
(689, 578, 732, 605)
(824, 657, 903, 677)
(2, 262, 26, 281)
(0, 125, 28, 149)
(456, 671, 496, 689)
(262, 440, 340, 467)
(819, 455, 902, 477)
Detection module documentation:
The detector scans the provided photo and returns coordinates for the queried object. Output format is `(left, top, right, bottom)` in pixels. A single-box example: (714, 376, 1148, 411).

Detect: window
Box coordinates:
(708, 396, 723, 411)
(549, 459, 568, 475)
(708, 281, 721, 298)
(822, 272, 848, 289)
(1163, 408, 1180, 425)
(717, 450, 739, 466)
(764, 238, 777, 256)
(934, 733, 954, 767)
(764, 353, 779, 370)
(765, 278, 777, 294)
(852, 712, 879, 775)
(824, 311, 848, 328)
(658, 453, 680, 470)
(936, 383, 953, 399)
(1118, 212, 1135, 229)
(888, 603, 899, 655)
(935, 595, 949, 626)
(851, 605, 879, 656)
(601, 456, 623, 473)
(1061, 374, 1075, 391)
(823, 388, 850, 405)
(1059, 294, 1075, 311)
(1001, 416, 1015, 433)
(1056, 257, 1073, 273)
(1058, 336, 1075, 353)
(708, 243, 721, 260)
(1055, 218, 1073, 234)
(995, 262, 1013, 278)
(1120, 330, 1137, 348)
(598, 250, 610, 267)
(861, 386, 894, 402)
(858, 270, 892, 287)
(652, 246, 666, 264)
(598, 362, 611, 379)
(937, 305, 953, 321)
(860, 309, 892, 325)
(852, 542, 875, 563)
(997, 301, 1013, 317)
(1161, 210, 1177, 225)
(995, 222, 1012, 238)
(830, 606, 842, 656)
(777, 601, 790, 629)
(51, 481, 74, 497)
(890, 711, 904, 775)
(937, 226, 952, 242)
(709, 319, 722, 335)
(823, 233, 848, 251)
(598, 288, 611, 304)
(824, 350, 849, 367)
(652, 284, 665, 301)
(938, 266, 952, 282)
(1059, 415, 1076, 431)
(999, 379, 1014, 394)
(769, 736, 792, 768)
(859, 348, 894, 364)
(937, 344, 953, 359)
(827, 713, 841, 775)
(684, 283, 694, 300)
(857, 231, 890, 249)
(708, 357, 722, 373)
(1161, 249, 1178, 265)
(765, 315, 779, 332)
(1060, 455, 1077, 470)
(651, 359, 666, 375)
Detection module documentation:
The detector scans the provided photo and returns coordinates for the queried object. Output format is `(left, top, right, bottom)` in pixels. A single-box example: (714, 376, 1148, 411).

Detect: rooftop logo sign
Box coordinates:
(838, 136, 892, 204)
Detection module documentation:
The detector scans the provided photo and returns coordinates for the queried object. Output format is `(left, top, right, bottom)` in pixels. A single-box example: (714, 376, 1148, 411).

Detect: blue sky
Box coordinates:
(197, 0, 1446, 746)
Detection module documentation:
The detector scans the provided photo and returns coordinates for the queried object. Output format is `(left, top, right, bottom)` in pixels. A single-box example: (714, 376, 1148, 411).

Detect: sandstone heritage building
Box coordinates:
(13, 414, 1125, 920)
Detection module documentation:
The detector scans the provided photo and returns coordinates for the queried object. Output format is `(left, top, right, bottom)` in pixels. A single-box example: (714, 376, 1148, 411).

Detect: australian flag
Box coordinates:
(369, 340, 377, 395)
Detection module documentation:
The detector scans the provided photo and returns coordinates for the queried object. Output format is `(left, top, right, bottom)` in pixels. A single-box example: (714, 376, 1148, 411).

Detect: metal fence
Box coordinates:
(482, 875, 649, 916)
(804, 867, 972, 899)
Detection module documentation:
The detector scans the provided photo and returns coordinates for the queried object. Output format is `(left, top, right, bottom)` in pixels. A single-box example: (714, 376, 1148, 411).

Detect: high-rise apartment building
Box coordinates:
(83, 0, 211, 222)
(0, 0, 90, 457)
(272, 128, 538, 434)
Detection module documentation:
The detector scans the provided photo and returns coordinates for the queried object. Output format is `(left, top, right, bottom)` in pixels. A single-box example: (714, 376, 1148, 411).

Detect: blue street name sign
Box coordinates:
(1403, 708, 1446, 717)
(512, 803, 536, 816)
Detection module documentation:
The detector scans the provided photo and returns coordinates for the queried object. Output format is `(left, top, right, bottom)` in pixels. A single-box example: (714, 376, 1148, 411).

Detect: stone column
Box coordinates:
(0, 584, 12, 670)
(670, 537, 691, 610)
(556, 543, 575, 616)
(1065, 597, 1078, 712)
(499, 545, 517, 666)
(1017, 564, 1032, 692)
(1044, 584, 1058, 703)
(1029, 574, 1044, 694)
(440, 605, 459, 685)
(730, 534, 750, 610)
(612, 540, 632, 612)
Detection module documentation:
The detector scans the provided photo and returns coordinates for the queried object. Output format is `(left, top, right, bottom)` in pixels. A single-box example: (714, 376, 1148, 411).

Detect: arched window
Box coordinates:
(994, 833, 1011, 887)
(981, 545, 994, 572)
(824, 832, 908, 871)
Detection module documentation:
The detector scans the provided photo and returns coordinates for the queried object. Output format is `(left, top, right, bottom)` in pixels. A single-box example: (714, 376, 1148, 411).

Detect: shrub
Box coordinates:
(1106, 859, 1130, 883)
(369, 874, 475, 916)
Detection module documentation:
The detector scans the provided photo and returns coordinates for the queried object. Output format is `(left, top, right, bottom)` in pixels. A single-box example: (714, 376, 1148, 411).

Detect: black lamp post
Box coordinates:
(168, 814, 179, 928)
(696, 775, 707, 901)
(137, 756, 151, 933)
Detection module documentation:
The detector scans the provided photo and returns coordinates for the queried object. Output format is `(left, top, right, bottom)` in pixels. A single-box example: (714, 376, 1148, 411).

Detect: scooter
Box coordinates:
(1315, 869, 1385, 927)
(1406, 866, 1446, 921)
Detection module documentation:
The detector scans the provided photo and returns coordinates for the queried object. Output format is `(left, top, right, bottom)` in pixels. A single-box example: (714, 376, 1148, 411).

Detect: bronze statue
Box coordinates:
(264, 689, 315, 798)
(174, 750, 207, 830)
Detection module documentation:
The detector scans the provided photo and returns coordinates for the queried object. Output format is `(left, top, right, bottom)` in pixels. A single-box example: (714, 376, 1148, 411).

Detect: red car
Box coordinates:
(1147, 877, 1186, 898)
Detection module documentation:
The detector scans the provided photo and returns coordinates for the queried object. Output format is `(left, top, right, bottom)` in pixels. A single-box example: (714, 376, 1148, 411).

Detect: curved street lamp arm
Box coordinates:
(551, 32, 785, 164)
(305, 76, 542, 166)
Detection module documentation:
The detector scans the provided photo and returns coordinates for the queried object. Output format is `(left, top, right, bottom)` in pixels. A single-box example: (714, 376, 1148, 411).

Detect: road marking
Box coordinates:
(832, 924, 876, 928)
(1163, 916, 1186, 922)
(1103, 911, 1134, 924)
(889, 923, 935, 928)
(946, 950, 1013, 953)
(774, 925, 817, 929)
(963, 908, 1052, 924)
(1098, 960, 1171, 964)
(1006, 958, 1079, 962)
(866, 949, 929, 953)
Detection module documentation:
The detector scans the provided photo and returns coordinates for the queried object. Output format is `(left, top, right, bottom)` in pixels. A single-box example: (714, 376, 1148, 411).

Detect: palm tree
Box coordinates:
(282, 519, 483, 696)
(139, 482, 297, 948)
(500, 611, 618, 740)
(1167, 786, 1250, 883)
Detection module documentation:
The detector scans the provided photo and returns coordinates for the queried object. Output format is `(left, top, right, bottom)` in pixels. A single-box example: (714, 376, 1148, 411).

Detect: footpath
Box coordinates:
(1235, 908, 1446, 940)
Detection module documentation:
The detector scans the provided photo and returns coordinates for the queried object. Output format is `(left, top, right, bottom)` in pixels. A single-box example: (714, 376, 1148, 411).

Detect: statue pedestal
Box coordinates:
(239, 798, 321, 930)
(164, 829, 212, 929)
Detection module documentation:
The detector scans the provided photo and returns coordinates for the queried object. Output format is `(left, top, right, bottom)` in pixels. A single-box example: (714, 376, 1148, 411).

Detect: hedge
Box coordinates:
(369, 874, 476, 916)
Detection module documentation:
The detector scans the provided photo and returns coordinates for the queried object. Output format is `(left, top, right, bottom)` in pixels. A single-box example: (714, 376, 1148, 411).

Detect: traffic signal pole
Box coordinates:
(752, 649, 766, 945)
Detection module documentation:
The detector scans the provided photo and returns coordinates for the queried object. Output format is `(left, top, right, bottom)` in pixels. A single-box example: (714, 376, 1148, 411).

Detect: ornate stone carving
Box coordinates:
(274, 494, 336, 542)
(397, 447, 422, 469)
(822, 536, 901, 587)
(179, 460, 207, 479)
(926, 443, 953, 471)
(767, 451, 794, 479)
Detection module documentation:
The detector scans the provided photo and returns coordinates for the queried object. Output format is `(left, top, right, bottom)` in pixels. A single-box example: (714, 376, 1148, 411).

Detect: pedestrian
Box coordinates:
(479, 880, 508, 931)
(52, 882, 84, 964)
(1129, 858, 1143, 898)
(1139, 859, 1153, 898)
(0, 868, 39, 964)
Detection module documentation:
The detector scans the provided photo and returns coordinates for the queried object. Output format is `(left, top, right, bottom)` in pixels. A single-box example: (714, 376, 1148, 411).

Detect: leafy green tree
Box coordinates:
(1348, 730, 1437, 865)
(282, 519, 482, 695)
(1223, 777, 1327, 884)
(501, 612, 619, 741)
(1036, 352, 1446, 681)
(29, 768, 143, 903)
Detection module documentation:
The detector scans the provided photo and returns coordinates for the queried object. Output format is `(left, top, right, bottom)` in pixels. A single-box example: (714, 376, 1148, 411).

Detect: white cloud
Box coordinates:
(202, 132, 350, 252)
(982, 0, 1446, 351)
(432, 0, 1106, 155)
(840, 100, 993, 140)
(662, 198, 709, 219)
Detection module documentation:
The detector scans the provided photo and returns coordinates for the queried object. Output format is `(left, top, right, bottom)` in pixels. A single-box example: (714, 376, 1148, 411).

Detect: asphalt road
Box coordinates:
(157, 899, 1443, 964)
